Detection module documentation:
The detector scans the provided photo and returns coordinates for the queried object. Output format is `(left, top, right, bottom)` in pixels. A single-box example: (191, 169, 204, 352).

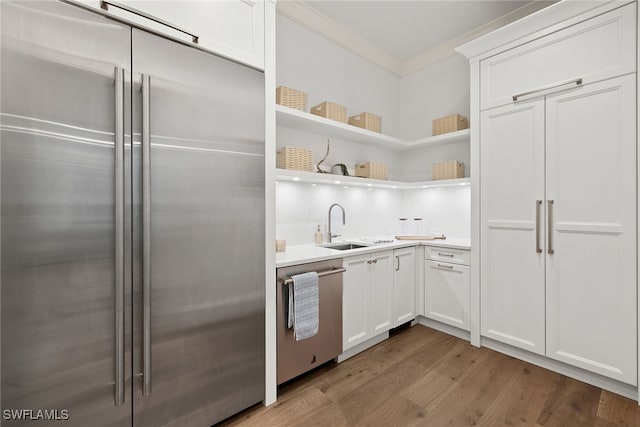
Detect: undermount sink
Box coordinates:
(323, 243, 369, 251)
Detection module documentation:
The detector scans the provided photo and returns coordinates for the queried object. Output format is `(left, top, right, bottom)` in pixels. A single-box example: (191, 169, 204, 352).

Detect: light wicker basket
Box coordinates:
(276, 86, 308, 111)
(348, 112, 381, 133)
(432, 161, 464, 180)
(310, 101, 347, 123)
(432, 114, 469, 136)
(276, 146, 313, 172)
(355, 162, 388, 180)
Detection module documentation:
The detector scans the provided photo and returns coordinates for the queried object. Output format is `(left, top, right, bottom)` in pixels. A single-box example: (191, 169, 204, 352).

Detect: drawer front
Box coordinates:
(425, 261, 470, 331)
(481, 3, 636, 110)
(425, 246, 470, 265)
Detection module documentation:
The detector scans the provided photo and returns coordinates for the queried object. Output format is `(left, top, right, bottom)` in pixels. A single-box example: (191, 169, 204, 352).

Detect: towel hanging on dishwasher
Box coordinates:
(288, 271, 319, 341)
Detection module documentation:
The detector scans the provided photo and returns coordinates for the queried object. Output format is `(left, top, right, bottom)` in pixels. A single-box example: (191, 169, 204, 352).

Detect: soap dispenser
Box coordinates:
(314, 225, 323, 244)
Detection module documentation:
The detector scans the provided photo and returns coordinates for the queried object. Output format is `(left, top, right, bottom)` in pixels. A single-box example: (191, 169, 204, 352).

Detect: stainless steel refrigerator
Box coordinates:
(1, 1, 265, 425)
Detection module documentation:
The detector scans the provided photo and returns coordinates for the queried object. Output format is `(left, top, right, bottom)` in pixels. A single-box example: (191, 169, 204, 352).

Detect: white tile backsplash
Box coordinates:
(276, 181, 470, 245)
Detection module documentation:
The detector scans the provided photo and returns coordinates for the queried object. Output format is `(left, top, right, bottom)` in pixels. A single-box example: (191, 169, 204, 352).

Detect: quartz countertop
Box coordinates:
(275, 237, 471, 268)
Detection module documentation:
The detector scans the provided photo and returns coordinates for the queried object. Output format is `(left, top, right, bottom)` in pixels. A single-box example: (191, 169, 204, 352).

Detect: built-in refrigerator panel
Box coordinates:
(1, 1, 132, 425)
(130, 29, 265, 426)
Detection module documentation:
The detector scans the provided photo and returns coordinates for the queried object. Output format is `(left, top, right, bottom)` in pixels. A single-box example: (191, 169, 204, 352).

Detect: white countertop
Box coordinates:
(275, 237, 471, 268)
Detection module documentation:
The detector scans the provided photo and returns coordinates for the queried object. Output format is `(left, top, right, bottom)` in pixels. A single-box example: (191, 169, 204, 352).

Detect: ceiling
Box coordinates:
(278, 0, 557, 75)
(304, 1, 539, 61)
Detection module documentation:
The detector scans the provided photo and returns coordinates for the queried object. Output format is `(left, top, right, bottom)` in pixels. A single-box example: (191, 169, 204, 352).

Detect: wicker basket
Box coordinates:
(276, 146, 313, 172)
(310, 101, 347, 123)
(348, 112, 381, 133)
(276, 86, 308, 111)
(355, 162, 388, 180)
(432, 161, 464, 180)
(432, 114, 469, 136)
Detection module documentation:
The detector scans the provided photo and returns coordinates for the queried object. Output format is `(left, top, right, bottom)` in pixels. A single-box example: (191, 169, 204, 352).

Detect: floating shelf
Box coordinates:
(275, 168, 470, 189)
(276, 104, 470, 150)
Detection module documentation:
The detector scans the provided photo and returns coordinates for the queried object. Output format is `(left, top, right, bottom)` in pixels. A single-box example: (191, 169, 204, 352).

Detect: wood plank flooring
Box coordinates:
(220, 325, 640, 426)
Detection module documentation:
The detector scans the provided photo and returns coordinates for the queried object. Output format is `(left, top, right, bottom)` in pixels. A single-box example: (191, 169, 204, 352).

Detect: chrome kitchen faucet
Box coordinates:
(328, 203, 346, 243)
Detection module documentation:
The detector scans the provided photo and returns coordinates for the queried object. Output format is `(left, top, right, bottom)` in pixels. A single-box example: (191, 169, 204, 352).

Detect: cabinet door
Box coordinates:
(425, 261, 470, 331)
(369, 251, 394, 335)
(342, 254, 371, 351)
(393, 248, 416, 327)
(480, 101, 546, 355)
(545, 75, 637, 385)
(81, 1, 265, 69)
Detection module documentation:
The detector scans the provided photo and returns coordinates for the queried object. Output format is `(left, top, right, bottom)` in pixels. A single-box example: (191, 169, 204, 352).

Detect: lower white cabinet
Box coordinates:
(342, 251, 393, 351)
(424, 246, 470, 331)
(393, 248, 416, 327)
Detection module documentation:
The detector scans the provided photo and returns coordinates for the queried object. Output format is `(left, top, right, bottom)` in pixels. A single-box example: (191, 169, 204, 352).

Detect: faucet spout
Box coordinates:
(328, 203, 346, 243)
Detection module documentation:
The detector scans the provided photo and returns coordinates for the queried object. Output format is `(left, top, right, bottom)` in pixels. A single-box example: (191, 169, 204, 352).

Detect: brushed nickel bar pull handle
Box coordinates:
(101, 1, 199, 43)
(512, 77, 583, 101)
(547, 200, 554, 255)
(437, 252, 455, 257)
(395, 256, 400, 271)
(536, 200, 542, 253)
(114, 67, 125, 407)
(436, 264, 454, 270)
(142, 75, 152, 396)
(282, 268, 347, 285)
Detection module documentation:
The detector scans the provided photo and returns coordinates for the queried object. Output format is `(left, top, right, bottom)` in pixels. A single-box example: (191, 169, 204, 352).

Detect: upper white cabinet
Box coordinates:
(77, 0, 265, 69)
(480, 3, 636, 110)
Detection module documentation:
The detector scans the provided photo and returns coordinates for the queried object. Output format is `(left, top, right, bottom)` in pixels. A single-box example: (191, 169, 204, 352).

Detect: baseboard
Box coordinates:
(337, 332, 389, 363)
(481, 337, 638, 401)
(416, 316, 471, 342)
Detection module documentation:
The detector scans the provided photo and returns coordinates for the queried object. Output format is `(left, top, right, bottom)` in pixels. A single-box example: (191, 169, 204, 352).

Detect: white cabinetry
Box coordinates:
(77, 0, 265, 69)
(342, 251, 393, 351)
(463, 2, 637, 386)
(425, 246, 470, 331)
(393, 248, 416, 327)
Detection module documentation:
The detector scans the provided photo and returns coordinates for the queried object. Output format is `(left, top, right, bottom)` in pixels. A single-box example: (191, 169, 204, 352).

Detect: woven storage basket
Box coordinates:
(348, 112, 381, 133)
(432, 114, 469, 136)
(432, 161, 464, 180)
(355, 162, 388, 180)
(276, 146, 313, 172)
(310, 101, 347, 123)
(276, 86, 308, 111)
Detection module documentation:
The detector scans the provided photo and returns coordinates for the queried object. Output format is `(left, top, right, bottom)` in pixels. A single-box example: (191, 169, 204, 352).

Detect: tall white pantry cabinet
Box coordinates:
(457, 0, 639, 399)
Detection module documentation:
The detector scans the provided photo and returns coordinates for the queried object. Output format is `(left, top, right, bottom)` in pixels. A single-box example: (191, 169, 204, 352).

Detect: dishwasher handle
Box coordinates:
(282, 267, 346, 285)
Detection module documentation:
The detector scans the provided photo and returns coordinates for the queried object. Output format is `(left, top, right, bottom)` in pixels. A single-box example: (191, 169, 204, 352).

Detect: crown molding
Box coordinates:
(277, 0, 558, 77)
(276, 0, 403, 76)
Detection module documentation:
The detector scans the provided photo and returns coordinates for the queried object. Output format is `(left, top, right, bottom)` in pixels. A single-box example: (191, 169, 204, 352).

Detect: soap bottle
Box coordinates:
(314, 225, 323, 244)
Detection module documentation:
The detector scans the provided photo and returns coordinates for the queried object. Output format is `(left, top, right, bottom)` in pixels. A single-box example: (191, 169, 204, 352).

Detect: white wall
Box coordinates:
(276, 182, 470, 245)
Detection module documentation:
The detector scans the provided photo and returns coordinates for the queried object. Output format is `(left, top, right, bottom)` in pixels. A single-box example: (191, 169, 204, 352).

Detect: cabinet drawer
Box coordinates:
(481, 3, 636, 110)
(425, 246, 470, 265)
(425, 261, 470, 331)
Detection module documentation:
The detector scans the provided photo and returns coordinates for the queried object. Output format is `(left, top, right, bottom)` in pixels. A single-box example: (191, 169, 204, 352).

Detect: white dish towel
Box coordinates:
(288, 271, 319, 341)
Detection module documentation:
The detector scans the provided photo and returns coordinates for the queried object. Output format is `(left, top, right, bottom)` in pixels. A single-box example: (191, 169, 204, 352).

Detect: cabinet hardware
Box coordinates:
(395, 256, 400, 271)
(100, 1, 200, 43)
(436, 264, 454, 269)
(437, 252, 455, 257)
(547, 200, 554, 254)
(372, 259, 378, 264)
(536, 200, 542, 253)
(114, 67, 125, 407)
(142, 74, 152, 396)
(367, 260, 372, 264)
(512, 77, 583, 101)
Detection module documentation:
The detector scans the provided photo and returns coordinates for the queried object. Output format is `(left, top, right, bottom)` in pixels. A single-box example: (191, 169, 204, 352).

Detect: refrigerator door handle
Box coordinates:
(114, 67, 125, 407)
(142, 74, 152, 396)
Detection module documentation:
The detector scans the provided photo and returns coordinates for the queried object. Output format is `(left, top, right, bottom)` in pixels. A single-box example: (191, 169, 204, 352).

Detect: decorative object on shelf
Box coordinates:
(348, 112, 381, 133)
(331, 163, 349, 176)
(310, 101, 347, 123)
(276, 86, 308, 111)
(432, 113, 469, 136)
(355, 162, 388, 180)
(276, 146, 313, 172)
(316, 139, 330, 173)
(432, 161, 464, 180)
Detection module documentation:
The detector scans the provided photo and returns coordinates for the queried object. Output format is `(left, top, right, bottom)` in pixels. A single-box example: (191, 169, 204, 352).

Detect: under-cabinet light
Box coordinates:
(293, 177, 300, 181)
(334, 180, 341, 184)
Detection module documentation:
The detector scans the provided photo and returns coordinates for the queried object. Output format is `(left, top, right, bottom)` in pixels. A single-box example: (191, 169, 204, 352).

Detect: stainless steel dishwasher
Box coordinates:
(276, 259, 344, 384)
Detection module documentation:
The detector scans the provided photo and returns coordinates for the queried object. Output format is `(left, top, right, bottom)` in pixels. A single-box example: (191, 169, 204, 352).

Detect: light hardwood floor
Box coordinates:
(220, 325, 640, 426)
